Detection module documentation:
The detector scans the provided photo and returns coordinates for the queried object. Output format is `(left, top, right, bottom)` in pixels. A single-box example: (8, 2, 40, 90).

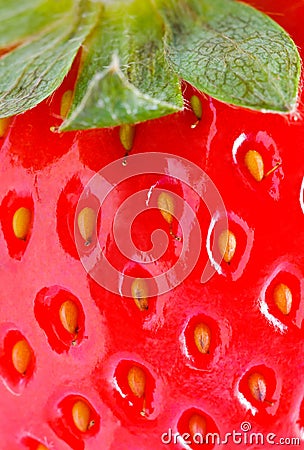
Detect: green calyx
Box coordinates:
(0, 0, 301, 130)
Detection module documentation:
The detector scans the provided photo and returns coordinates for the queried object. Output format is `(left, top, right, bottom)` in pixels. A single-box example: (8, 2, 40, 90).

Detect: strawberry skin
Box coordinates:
(0, 1, 304, 449)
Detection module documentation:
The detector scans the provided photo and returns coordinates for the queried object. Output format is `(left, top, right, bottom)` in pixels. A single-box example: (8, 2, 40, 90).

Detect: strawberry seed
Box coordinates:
(60, 90, 73, 118)
(194, 323, 211, 354)
(190, 95, 202, 128)
(119, 123, 136, 153)
(189, 413, 207, 439)
(72, 399, 92, 432)
(77, 207, 96, 246)
(248, 372, 267, 402)
(127, 365, 146, 398)
(274, 283, 292, 315)
(244, 150, 264, 181)
(131, 278, 149, 311)
(59, 300, 79, 335)
(0, 117, 10, 137)
(12, 339, 32, 375)
(12, 207, 32, 240)
(218, 229, 237, 263)
(157, 192, 174, 224)
(36, 444, 48, 450)
(157, 192, 181, 241)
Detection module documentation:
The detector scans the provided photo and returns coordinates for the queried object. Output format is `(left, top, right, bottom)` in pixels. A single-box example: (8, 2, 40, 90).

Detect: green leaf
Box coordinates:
(60, 0, 183, 130)
(0, 0, 74, 48)
(0, 0, 301, 128)
(0, 0, 100, 117)
(158, 0, 301, 113)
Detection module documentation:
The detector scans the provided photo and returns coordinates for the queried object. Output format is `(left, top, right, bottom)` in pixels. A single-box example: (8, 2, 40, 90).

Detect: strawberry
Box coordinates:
(0, 0, 303, 449)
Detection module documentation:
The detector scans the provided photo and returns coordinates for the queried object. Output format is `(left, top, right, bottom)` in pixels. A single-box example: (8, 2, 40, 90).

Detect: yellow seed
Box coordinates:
(127, 365, 146, 398)
(12, 339, 32, 375)
(157, 192, 174, 224)
(189, 413, 207, 438)
(59, 300, 79, 334)
(36, 444, 48, 450)
(190, 95, 203, 120)
(194, 323, 211, 354)
(131, 278, 149, 311)
(0, 117, 10, 137)
(12, 207, 32, 240)
(60, 90, 73, 118)
(218, 229, 237, 263)
(274, 283, 292, 315)
(244, 150, 264, 182)
(119, 123, 136, 152)
(248, 372, 267, 402)
(77, 207, 96, 245)
(72, 399, 92, 432)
